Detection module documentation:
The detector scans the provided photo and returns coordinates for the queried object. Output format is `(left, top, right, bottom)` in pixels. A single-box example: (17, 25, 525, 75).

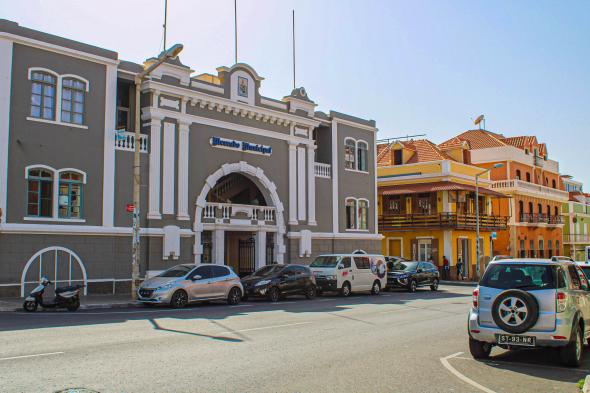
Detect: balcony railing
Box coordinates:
(491, 179, 568, 201)
(314, 163, 332, 179)
(519, 213, 563, 225)
(564, 234, 590, 244)
(379, 212, 509, 231)
(114, 131, 149, 153)
(203, 203, 276, 223)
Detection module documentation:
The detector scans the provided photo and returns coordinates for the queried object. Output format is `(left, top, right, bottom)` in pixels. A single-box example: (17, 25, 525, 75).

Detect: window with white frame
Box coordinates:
(27, 168, 53, 217)
(345, 198, 357, 229)
(345, 197, 369, 230)
(357, 141, 368, 172)
(344, 139, 356, 170)
(58, 172, 84, 219)
(358, 199, 369, 230)
(61, 78, 86, 125)
(30, 71, 57, 120)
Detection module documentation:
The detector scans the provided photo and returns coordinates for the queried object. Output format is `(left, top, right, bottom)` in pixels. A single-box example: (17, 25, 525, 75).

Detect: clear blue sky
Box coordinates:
(2, 0, 589, 186)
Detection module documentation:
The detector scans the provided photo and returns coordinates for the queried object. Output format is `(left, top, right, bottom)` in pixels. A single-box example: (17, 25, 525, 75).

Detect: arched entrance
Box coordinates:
(194, 161, 286, 273)
(21, 246, 88, 297)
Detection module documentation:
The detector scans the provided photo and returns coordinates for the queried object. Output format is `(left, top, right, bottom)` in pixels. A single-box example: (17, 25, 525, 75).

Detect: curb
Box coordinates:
(0, 301, 141, 313)
(440, 280, 477, 287)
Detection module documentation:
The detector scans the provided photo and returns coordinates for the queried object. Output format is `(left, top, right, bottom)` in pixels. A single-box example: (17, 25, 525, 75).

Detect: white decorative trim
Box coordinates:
(0, 222, 194, 236)
(288, 142, 298, 225)
(24, 164, 57, 178)
(163, 225, 181, 260)
(230, 70, 255, 106)
(256, 229, 267, 268)
(23, 217, 86, 223)
(297, 146, 306, 221)
(56, 168, 87, 184)
(26, 117, 89, 129)
(191, 80, 224, 94)
(148, 117, 162, 219)
(331, 120, 339, 233)
(286, 231, 384, 240)
(162, 122, 176, 215)
(160, 96, 180, 110)
(260, 98, 287, 110)
(177, 121, 190, 220)
(373, 131, 378, 234)
(345, 168, 370, 174)
(102, 63, 117, 227)
(307, 144, 316, 225)
(0, 39, 11, 224)
(147, 61, 192, 86)
(60, 74, 90, 91)
(27, 67, 59, 79)
(333, 117, 378, 132)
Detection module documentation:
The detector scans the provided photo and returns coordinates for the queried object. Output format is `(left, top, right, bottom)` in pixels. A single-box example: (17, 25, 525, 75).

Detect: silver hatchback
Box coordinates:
(137, 264, 243, 308)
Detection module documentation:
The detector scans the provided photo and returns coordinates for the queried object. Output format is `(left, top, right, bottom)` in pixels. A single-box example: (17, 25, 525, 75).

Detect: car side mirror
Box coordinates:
(338, 265, 344, 270)
(191, 275, 202, 281)
(417, 268, 423, 273)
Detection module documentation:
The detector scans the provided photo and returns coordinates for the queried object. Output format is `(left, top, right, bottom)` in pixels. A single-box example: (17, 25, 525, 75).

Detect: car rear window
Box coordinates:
(579, 265, 590, 280)
(480, 264, 555, 290)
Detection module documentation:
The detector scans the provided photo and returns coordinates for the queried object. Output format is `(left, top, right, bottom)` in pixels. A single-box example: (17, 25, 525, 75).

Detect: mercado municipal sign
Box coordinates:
(210, 136, 272, 156)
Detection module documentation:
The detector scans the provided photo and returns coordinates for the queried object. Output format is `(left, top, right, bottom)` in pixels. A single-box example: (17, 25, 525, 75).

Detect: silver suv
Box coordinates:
(468, 259, 590, 367)
(138, 264, 243, 308)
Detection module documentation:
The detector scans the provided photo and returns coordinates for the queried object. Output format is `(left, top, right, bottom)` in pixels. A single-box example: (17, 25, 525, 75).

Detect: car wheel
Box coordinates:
(23, 301, 37, 312)
(66, 298, 80, 312)
(227, 287, 242, 305)
(268, 287, 281, 302)
(305, 285, 317, 300)
(561, 323, 583, 367)
(371, 281, 381, 295)
(170, 290, 189, 309)
(430, 279, 439, 291)
(408, 280, 417, 293)
(469, 337, 492, 359)
(491, 289, 539, 334)
(340, 282, 351, 297)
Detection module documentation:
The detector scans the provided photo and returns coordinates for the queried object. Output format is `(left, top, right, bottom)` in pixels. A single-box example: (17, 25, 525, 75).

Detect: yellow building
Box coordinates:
(377, 139, 509, 280)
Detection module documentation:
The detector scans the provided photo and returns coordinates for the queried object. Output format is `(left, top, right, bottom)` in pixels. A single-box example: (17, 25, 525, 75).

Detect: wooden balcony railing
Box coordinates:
(379, 212, 509, 231)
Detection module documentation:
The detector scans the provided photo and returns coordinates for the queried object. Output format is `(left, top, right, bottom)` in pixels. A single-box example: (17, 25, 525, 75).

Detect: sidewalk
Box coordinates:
(440, 280, 478, 287)
(0, 294, 140, 312)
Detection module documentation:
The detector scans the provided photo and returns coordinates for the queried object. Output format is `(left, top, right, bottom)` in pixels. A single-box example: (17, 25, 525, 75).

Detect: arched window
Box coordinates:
(552, 179, 556, 189)
(526, 172, 531, 182)
(528, 202, 533, 213)
(515, 169, 521, 180)
(27, 168, 53, 217)
(58, 172, 84, 219)
(554, 206, 559, 217)
(358, 199, 369, 230)
(546, 205, 551, 218)
(345, 198, 357, 229)
(30, 71, 56, 120)
(61, 78, 86, 125)
(344, 139, 356, 170)
(537, 203, 543, 215)
(518, 200, 524, 220)
(357, 141, 368, 172)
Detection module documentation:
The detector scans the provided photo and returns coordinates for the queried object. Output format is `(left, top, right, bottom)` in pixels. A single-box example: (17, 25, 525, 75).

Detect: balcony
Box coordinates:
(202, 203, 276, 225)
(491, 179, 569, 201)
(314, 163, 331, 179)
(519, 213, 563, 225)
(379, 212, 509, 231)
(114, 131, 149, 153)
(564, 234, 590, 244)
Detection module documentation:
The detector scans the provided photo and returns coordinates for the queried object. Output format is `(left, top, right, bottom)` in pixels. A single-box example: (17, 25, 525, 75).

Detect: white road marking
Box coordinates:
(0, 351, 64, 361)
(440, 352, 497, 393)
(453, 355, 590, 373)
(216, 321, 312, 335)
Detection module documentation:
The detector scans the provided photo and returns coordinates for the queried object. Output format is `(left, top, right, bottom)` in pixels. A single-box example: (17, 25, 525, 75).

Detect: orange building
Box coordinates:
(439, 130, 569, 258)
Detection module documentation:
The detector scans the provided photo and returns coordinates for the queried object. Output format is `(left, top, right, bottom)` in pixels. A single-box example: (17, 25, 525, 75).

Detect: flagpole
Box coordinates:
(292, 9, 296, 89)
(234, 0, 238, 63)
(163, 0, 168, 51)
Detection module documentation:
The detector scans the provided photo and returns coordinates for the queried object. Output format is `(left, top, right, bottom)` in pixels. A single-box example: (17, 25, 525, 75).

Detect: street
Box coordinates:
(0, 285, 586, 393)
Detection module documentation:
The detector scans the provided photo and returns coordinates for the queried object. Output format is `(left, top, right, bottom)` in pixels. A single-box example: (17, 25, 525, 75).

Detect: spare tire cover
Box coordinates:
(491, 289, 539, 334)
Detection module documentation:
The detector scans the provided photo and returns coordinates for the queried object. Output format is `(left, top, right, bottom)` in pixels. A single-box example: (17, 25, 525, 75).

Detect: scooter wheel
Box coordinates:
(23, 301, 37, 312)
(66, 299, 80, 312)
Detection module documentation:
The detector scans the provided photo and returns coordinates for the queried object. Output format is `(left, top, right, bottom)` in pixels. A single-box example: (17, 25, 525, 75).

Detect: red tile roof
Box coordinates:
(403, 139, 452, 163)
(439, 130, 506, 150)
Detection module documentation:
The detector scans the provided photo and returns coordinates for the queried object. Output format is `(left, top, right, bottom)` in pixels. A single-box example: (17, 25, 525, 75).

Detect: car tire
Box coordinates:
(340, 282, 351, 297)
(491, 289, 539, 334)
(430, 279, 439, 291)
(170, 290, 189, 309)
(561, 322, 583, 367)
(268, 287, 281, 302)
(227, 287, 242, 305)
(408, 280, 417, 293)
(305, 285, 317, 300)
(23, 301, 37, 312)
(371, 281, 381, 295)
(469, 337, 492, 359)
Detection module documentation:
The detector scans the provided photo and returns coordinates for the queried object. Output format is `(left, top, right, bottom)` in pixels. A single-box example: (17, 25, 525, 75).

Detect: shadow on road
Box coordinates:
(147, 318, 243, 342)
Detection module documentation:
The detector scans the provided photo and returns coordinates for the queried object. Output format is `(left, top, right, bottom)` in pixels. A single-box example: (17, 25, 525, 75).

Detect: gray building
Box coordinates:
(0, 20, 381, 297)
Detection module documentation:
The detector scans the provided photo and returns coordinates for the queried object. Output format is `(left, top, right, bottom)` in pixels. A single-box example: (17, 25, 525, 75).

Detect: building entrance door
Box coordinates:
(388, 239, 402, 258)
(457, 238, 471, 279)
(417, 239, 432, 262)
(238, 238, 256, 277)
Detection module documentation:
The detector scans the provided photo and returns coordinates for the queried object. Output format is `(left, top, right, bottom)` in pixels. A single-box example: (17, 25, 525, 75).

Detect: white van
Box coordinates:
(309, 254, 387, 296)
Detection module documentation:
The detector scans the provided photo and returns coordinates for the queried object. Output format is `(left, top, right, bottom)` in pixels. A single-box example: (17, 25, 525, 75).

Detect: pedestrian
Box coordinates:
(457, 257, 464, 281)
(442, 255, 450, 280)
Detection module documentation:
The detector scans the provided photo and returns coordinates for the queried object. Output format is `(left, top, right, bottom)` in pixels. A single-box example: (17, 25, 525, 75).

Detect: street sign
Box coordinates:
(126, 203, 135, 213)
(491, 232, 497, 240)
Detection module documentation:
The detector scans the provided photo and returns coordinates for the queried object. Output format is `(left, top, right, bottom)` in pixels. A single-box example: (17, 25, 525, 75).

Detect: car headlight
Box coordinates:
(326, 275, 336, 280)
(156, 283, 174, 291)
(397, 274, 408, 279)
(255, 279, 271, 287)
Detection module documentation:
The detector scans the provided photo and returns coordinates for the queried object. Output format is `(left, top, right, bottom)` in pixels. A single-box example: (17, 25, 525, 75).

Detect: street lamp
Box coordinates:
(475, 163, 503, 282)
(131, 43, 184, 300)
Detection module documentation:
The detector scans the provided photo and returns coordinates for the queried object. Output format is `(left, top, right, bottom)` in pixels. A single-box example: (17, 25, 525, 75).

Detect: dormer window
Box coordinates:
(394, 149, 403, 165)
(525, 148, 529, 155)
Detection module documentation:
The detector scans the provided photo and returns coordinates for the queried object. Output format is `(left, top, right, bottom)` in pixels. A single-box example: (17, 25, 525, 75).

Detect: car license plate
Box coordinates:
(496, 334, 536, 347)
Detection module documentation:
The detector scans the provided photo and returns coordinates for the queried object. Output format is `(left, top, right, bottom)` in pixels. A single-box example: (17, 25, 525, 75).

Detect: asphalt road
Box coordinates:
(0, 285, 587, 393)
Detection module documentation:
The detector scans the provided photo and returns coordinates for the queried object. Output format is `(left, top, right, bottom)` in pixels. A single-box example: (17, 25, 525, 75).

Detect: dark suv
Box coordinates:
(241, 264, 317, 302)
(386, 261, 440, 292)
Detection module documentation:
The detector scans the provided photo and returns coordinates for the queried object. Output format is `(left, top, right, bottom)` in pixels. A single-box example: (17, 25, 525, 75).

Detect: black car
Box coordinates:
(241, 264, 317, 302)
(386, 261, 440, 292)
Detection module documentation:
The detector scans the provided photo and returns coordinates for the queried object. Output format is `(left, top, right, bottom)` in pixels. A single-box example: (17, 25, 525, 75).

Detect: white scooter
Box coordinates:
(23, 276, 83, 312)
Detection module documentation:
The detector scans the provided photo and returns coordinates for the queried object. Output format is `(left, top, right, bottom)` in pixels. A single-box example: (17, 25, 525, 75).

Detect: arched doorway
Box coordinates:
(21, 246, 88, 297)
(194, 161, 286, 273)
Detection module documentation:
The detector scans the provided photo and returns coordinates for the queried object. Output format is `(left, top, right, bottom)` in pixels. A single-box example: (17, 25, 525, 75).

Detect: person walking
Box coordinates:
(457, 257, 464, 281)
(442, 256, 450, 280)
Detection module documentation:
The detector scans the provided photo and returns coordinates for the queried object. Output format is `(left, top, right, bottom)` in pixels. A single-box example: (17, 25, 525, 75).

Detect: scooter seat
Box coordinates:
(55, 285, 81, 294)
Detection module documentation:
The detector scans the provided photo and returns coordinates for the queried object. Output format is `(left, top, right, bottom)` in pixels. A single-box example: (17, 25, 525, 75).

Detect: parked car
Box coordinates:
(137, 264, 243, 308)
(386, 260, 440, 292)
(241, 264, 316, 302)
(385, 256, 409, 270)
(576, 261, 590, 280)
(468, 259, 590, 367)
(551, 256, 574, 262)
(490, 255, 512, 262)
(309, 254, 387, 297)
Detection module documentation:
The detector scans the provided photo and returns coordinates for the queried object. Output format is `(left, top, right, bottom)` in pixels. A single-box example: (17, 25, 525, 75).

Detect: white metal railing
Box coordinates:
(492, 179, 569, 201)
(564, 234, 590, 244)
(314, 163, 332, 178)
(114, 131, 149, 153)
(203, 203, 276, 222)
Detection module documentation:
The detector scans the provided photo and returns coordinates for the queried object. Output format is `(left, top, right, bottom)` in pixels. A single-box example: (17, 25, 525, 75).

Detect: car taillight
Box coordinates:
(557, 292, 567, 313)
(472, 288, 479, 309)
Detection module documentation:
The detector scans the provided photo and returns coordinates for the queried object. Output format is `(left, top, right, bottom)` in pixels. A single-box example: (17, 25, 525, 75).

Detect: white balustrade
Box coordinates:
(203, 203, 276, 223)
(114, 131, 149, 153)
(314, 163, 331, 179)
(492, 179, 569, 200)
(204, 204, 216, 219)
